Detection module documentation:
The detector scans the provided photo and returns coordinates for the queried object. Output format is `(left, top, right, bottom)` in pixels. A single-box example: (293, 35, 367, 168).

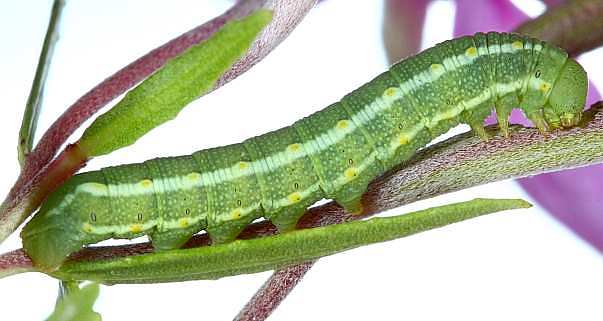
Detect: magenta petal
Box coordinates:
(454, 0, 527, 36)
(454, 0, 603, 251)
(519, 166, 603, 252)
(383, 0, 430, 63)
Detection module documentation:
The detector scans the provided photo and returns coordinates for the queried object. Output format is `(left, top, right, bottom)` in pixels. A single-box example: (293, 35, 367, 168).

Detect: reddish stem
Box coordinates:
(0, 249, 32, 272)
(234, 262, 315, 321)
(0, 145, 87, 240)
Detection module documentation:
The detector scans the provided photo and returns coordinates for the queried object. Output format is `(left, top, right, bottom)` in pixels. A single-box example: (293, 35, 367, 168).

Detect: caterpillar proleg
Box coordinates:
(22, 32, 588, 271)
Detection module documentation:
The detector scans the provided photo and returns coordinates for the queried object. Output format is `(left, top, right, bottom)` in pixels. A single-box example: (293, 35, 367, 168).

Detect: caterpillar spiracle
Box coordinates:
(22, 32, 588, 271)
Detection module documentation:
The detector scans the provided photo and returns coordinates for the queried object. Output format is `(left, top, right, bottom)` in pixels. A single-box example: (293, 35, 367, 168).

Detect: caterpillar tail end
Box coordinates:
(21, 227, 84, 272)
(21, 210, 88, 272)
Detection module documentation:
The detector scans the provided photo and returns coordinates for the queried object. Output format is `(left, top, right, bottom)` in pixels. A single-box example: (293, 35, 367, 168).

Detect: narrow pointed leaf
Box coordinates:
(78, 10, 273, 156)
(18, 0, 65, 166)
(50, 198, 530, 284)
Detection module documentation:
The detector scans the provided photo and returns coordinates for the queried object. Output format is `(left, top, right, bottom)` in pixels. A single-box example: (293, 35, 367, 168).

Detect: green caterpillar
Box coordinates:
(22, 32, 587, 271)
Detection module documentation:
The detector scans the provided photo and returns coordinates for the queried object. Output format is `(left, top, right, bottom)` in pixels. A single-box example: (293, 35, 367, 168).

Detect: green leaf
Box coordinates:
(51, 198, 530, 284)
(46, 283, 101, 321)
(18, 0, 65, 165)
(78, 9, 273, 157)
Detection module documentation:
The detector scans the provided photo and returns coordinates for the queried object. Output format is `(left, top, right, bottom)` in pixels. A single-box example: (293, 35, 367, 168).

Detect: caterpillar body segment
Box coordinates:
(21, 32, 588, 271)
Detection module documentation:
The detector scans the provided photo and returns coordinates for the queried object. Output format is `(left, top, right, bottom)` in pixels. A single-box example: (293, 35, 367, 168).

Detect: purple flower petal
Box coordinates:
(454, 0, 603, 251)
(383, 0, 430, 63)
(542, 0, 565, 7)
(454, 0, 526, 36)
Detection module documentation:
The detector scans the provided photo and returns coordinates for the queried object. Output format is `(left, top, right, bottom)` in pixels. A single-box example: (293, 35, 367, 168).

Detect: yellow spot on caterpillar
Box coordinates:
(287, 192, 302, 204)
(231, 208, 243, 219)
(465, 46, 478, 58)
(384, 87, 399, 98)
(287, 143, 302, 152)
(178, 218, 190, 228)
(336, 120, 350, 130)
(82, 223, 93, 233)
(129, 224, 143, 233)
(186, 172, 201, 181)
(139, 179, 153, 188)
(237, 161, 249, 170)
(540, 82, 551, 92)
(398, 134, 410, 145)
(344, 167, 359, 180)
(512, 41, 523, 49)
(430, 63, 444, 74)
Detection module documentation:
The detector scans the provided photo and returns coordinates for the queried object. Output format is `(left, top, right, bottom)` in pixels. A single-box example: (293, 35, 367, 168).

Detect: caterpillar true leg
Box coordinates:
(495, 93, 520, 136)
(461, 102, 493, 141)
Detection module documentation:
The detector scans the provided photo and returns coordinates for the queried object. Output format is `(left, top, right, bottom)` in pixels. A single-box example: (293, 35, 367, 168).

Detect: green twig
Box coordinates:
(18, 0, 65, 166)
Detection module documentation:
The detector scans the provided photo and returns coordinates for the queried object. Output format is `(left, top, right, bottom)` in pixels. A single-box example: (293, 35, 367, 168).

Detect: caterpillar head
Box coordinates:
(21, 172, 110, 272)
(546, 58, 588, 128)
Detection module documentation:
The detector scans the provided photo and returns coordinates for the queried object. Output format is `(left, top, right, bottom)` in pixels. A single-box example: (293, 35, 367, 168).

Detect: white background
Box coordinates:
(0, 1, 602, 320)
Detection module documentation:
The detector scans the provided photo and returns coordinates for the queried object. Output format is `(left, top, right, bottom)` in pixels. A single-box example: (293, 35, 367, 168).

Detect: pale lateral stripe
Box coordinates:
(85, 220, 156, 236)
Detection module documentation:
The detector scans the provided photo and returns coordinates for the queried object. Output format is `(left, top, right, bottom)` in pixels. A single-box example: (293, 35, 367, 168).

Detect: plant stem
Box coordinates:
(517, 0, 603, 57)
